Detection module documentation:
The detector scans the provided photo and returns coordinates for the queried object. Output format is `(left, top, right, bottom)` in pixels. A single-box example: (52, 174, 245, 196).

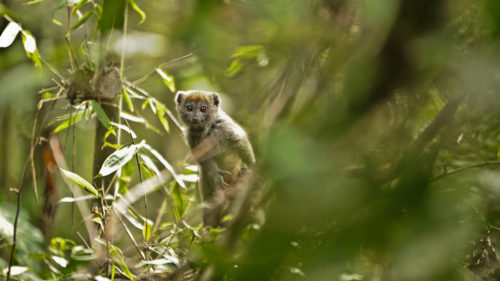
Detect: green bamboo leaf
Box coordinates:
(71, 10, 93, 30)
(139, 143, 185, 188)
(91, 100, 111, 129)
(155, 102, 170, 133)
(109, 246, 134, 280)
(71, 0, 88, 15)
(122, 89, 134, 112)
(54, 110, 88, 133)
(127, 0, 146, 23)
(26, 0, 48, 4)
(155, 68, 175, 93)
(98, 144, 139, 177)
(59, 168, 99, 197)
(51, 0, 66, 26)
(142, 221, 152, 241)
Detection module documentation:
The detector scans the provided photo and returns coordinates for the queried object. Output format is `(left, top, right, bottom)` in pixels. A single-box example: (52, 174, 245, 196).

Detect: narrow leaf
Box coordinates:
(0, 22, 22, 48)
(142, 221, 152, 241)
(139, 143, 185, 188)
(59, 168, 99, 197)
(91, 100, 111, 129)
(110, 122, 137, 139)
(155, 68, 175, 93)
(71, 0, 88, 15)
(72, 10, 93, 31)
(53, 109, 88, 133)
(98, 144, 138, 177)
(155, 103, 170, 133)
(122, 89, 134, 112)
(139, 153, 161, 175)
(127, 0, 146, 24)
(121, 112, 145, 123)
(27, 0, 48, 4)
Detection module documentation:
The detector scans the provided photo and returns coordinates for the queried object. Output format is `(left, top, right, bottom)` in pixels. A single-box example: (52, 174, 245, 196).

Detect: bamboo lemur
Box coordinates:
(175, 90, 255, 226)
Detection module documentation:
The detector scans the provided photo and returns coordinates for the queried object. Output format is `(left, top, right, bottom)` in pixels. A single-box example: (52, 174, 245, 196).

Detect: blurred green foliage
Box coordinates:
(1, 0, 500, 280)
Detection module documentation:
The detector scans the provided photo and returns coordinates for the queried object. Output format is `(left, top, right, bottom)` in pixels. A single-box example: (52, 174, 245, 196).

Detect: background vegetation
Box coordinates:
(1, 0, 500, 280)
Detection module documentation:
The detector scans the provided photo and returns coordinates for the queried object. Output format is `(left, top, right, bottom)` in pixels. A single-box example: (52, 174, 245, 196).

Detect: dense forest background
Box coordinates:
(1, 0, 500, 280)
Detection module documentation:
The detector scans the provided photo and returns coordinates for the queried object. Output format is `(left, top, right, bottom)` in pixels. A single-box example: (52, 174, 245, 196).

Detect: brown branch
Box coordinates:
(432, 161, 500, 181)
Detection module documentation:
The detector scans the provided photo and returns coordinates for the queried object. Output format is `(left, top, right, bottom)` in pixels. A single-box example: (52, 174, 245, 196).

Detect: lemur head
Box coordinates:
(175, 90, 220, 129)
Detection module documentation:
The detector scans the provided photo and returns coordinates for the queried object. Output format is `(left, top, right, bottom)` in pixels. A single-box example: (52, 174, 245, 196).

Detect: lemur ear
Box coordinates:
(212, 93, 220, 106)
(175, 92, 184, 105)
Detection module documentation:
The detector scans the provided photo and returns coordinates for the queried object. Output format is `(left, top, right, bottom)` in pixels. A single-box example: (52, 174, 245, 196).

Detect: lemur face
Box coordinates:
(175, 90, 220, 129)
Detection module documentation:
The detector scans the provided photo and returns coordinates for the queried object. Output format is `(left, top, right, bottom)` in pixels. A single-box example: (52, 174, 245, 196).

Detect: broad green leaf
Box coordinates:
(127, 0, 146, 24)
(155, 103, 170, 133)
(71, 10, 93, 31)
(71, 0, 88, 15)
(122, 89, 134, 112)
(98, 143, 138, 177)
(0, 21, 22, 48)
(155, 68, 175, 93)
(59, 168, 99, 197)
(91, 100, 111, 129)
(142, 221, 152, 241)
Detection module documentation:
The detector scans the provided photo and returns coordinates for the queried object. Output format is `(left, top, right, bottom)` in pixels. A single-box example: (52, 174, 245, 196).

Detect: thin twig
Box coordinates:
(432, 161, 500, 181)
(6, 160, 30, 281)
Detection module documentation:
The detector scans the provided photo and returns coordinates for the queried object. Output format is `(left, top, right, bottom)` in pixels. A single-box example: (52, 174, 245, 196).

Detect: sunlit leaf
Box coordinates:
(53, 109, 89, 133)
(71, 0, 88, 15)
(127, 0, 146, 24)
(139, 153, 161, 175)
(42, 92, 55, 99)
(121, 112, 145, 123)
(51, 0, 66, 27)
(155, 102, 170, 133)
(142, 220, 152, 241)
(109, 245, 134, 280)
(139, 143, 185, 188)
(51, 256, 68, 268)
(26, 0, 48, 4)
(2, 266, 28, 276)
(59, 168, 99, 197)
(71, 10, 93, 31)
(156, 68, 176, 93)
(0, 21, 22, 48)
(91, 100, 111, 129)
(122, 88, 134, 112)
(110, 122, 137, 139)
(98, 143, 139, 177)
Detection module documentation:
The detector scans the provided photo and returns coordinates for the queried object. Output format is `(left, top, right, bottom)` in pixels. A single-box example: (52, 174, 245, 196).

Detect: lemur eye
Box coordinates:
(187, 105, 193, 112)
(200, 106, 207, 113)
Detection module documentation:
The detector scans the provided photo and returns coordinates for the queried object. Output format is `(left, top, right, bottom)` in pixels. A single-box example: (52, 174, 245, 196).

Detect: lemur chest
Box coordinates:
(214, 151, 244, 185)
